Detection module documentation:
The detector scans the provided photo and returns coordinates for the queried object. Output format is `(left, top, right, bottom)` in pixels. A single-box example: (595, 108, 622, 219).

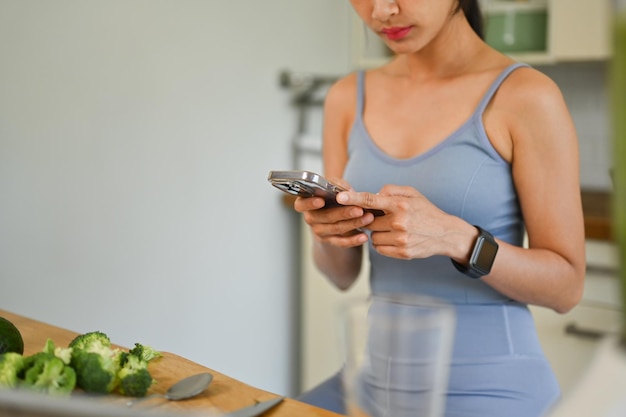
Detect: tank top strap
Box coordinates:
(356, 70, 366, 118)
(356, 64, 528, 119)
(475, 62, 530, 115)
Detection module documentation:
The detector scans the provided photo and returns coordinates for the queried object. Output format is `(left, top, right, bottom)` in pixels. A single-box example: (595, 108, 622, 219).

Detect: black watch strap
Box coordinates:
(451, 226, 499, 279)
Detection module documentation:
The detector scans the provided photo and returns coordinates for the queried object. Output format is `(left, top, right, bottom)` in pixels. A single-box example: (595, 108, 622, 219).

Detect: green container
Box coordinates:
(485, 7, 548, 53)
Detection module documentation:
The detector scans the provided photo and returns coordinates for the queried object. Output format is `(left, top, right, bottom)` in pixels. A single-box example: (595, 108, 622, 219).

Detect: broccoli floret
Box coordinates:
(66, 331, 159, 397)
(68, 331, 111, 352)
(43, 338, 55, 355)
(71, 346, 121, 394)
(22, 352, 76, 396)
(19, 351, 46, 376)
(128, 343, 161, 363)
(0, 352, 25, 388)
(42, 338, 73, 365)
(69, 331, 122, 394)
(117, 354, 154, 397)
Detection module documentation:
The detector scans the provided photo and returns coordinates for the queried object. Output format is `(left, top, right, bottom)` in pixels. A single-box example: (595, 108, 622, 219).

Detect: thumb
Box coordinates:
(336, 190, 386, 210)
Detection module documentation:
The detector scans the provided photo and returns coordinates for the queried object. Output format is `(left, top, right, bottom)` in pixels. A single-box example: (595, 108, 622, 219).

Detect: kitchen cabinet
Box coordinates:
(350, 0, 612, 68)
(548, 0, 612, 61)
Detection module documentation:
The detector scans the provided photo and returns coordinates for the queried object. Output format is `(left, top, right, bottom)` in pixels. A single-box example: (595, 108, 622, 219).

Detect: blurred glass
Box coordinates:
(339, 294, 455, 417)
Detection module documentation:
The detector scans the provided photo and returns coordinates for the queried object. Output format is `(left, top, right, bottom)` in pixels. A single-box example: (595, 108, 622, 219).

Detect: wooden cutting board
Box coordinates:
(0, 309, 342, 417)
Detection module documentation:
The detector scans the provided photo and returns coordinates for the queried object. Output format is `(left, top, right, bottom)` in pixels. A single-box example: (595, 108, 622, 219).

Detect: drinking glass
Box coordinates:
(340, 293, 455, 417)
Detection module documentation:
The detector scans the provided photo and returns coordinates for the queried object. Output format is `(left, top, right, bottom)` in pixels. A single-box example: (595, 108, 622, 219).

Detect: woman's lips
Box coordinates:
(381, 26, 412, 41)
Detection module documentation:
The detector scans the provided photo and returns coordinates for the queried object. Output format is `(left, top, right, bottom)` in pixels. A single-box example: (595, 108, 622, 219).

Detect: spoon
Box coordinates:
(127, 372, 214, 407)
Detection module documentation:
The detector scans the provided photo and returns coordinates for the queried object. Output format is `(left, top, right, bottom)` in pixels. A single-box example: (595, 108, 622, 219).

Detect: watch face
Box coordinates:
(473, 237, 498, 272)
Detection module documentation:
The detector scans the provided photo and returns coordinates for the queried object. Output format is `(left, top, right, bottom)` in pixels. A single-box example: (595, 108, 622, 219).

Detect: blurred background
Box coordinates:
(0, 0, 620, 400)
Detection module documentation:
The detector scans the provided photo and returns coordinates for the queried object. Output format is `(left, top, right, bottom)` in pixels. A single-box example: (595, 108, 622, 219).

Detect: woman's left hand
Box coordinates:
(336, 184, 474, 260)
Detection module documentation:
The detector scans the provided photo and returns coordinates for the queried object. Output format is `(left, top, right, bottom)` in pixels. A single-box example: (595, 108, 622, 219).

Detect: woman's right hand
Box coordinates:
(293, 179, 375, 249)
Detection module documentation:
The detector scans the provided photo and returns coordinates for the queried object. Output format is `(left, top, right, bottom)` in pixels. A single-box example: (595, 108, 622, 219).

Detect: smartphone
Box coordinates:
(267, 170, 384, 215)
(267, 170, 346, 206)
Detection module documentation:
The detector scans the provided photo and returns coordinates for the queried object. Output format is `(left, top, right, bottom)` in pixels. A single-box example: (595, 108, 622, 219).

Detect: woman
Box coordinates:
(294, 0, 586, 416)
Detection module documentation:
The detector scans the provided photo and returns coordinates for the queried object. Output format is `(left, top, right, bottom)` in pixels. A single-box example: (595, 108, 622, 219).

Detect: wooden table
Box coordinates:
(0, 309, 342, 417)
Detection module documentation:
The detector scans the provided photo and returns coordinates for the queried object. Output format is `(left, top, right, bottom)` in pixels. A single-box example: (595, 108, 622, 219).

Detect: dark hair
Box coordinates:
(457, 0, 484, 40)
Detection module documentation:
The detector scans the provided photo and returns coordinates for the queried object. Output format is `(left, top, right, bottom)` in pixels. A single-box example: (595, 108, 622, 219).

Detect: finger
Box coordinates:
(293, 196, 326, 214)
(369, 231, 415, 260)
(362, 215, 390, 232)
(303, 204, 366, 223)
(322, 231, 369, 248)
(313, 211, 375, 237)
(336, 191, 387, 211)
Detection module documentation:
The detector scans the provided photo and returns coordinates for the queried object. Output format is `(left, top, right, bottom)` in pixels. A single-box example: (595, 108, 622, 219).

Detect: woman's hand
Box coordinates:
(293, 178, 375, 249)
(293, 178, 373, 289)
(337, 184, 476, 260)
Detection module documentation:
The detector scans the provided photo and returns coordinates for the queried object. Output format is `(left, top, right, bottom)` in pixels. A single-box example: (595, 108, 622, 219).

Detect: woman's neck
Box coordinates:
(390, 14, 492, 81)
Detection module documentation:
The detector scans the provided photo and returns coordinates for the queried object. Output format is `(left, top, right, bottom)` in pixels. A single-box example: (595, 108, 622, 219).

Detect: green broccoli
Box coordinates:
(69, 331, 122, 394)
(128, 343, 162, 363)
(68, 331, 111, 351)
(71, 346, 122, 394)
(66, 331, 160, 397)
(22, 352, 76, 395)
(43, 338, 73, 365)
(117, 354, 154, 397)
(0, 352, 25, 388)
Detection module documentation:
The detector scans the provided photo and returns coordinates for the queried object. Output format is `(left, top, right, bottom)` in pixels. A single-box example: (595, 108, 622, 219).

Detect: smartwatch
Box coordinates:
(451, 226, 499, 279)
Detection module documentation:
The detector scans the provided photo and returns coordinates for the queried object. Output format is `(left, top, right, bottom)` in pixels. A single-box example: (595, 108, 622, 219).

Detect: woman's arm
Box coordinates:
(480, 67, 586, 314)
(294, 74, 373, 290)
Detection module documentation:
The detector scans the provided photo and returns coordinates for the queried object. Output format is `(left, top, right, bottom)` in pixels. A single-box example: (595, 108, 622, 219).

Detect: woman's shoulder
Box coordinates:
(325, 61, 402, 106)
(327, 72, 359, 97)
(492, 63, 574, 152)
(498, 64, 565, 108)
(324, 72, 359, 113)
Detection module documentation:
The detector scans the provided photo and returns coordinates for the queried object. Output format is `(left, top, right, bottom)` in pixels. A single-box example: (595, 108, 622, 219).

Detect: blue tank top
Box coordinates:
(343, 63, 527, 304)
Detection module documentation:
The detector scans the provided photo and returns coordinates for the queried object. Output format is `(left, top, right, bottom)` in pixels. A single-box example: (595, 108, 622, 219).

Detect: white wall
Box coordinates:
(0, 0, 350, 396)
